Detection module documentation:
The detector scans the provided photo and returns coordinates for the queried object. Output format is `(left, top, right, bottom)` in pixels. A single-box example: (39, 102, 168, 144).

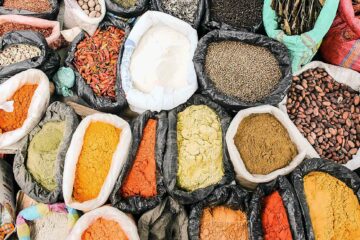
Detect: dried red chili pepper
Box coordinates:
(73, 26, 125, 100)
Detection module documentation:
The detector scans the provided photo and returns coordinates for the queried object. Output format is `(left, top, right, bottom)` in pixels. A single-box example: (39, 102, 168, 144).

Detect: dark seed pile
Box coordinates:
(205, 41, 282, 103)
(287, 68, 360, 163)
(161, 0, 199, 24)
(209, 0, 263, 29)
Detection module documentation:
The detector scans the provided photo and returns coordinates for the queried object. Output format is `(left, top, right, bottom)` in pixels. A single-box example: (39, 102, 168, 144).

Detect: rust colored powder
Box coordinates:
(73, 122, 121, 202)
(200, 206, 249, 240)
(121, 119, 157, 198)
(81, 218, 128, 240)
(2, 0, 52, 13)
(261, 191, 292, 240)
(0, 22, 53, 38)
(0, 84, 37, 133)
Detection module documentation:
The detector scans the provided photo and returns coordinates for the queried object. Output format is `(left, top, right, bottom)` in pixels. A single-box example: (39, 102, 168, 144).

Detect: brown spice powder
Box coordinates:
(0, 22, 52, 38)
(2, 0, 52, 13)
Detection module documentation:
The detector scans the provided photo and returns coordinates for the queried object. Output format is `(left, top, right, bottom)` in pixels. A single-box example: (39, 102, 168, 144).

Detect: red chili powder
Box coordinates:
(81, 218, 128, 240)
(261, 191, 292, 240)
(121, 119, 157, 198)
(0, 22, 53, 38)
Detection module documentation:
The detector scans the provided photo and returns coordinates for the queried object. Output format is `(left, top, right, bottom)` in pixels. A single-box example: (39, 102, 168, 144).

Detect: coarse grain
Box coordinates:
(205, 41, 282, 103)
(2, 0, 52, 13)
(161, 0, 199, 24)
(0, 44, 42, 67)
(112, 0, 137, 8)
(0, 23, 53, 38)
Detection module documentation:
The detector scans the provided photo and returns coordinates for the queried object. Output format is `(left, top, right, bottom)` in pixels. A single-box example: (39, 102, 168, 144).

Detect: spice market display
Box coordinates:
(0, 1, 360, 240)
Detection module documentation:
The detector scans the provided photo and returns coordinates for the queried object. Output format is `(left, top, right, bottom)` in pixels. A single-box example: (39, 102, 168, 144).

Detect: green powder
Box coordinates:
(112, 0, 137, 8)
(27, 121, 66, 191)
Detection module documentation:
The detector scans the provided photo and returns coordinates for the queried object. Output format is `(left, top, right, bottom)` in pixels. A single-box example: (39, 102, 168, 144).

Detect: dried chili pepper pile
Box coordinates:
(0, 22, 53, 38)
(74, 26, 125, 100)
(2, 0, 52, 13)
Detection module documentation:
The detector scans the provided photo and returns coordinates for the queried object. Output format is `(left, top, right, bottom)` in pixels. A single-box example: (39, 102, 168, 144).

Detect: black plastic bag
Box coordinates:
(193, 30, 292, 112)
(248, 175, 305, 240)
(138, 196, 189, 240)
(152, 0, 205, 29)
(163, 94, 234, 205)
(291, 158, 360, 240)
(65, 20, 130, 113)
(0, 0, 59, 20)
(110, 111, 168, 214)
(13, 102, 79, 204)
(105, 0, 149, 18)
(0, 31, 60, 83)
(188, 184, 251, 240)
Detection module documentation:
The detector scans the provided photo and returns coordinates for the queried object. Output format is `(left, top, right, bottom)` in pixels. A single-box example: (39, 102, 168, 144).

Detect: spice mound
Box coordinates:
(27, 121, 65, 191)
(261, 191, 292, 240)
(74, 26, 125, 100)
(161, 0, 200, 24)
(29, 212, 69, 240)
(234, 113, 298, 175)
(205, 41, 281, 103)
(121, 119, 157, 198)
(304, 171, 360, 240)
(209, 0, 263, 29)
(2, 0, 52, 13)
(111, 0, 137, 8)
(76, 0, 102, 18)
(200, 206, 249, 240)
(177, 105, 224, 192)
(81, 218, 128, 240)
(0, 23, 52, 38)
(73, 122, 121, 202)
(0, 84, 38, 133)
(0, 44, 42, 67)
(287, 67, 359, 164)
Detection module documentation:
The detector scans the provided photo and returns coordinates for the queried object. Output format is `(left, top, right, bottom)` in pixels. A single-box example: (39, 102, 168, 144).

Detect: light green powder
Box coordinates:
(27, 121, 65, 191)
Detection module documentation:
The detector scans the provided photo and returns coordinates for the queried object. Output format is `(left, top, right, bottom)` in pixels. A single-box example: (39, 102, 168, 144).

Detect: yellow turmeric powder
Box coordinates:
(73, 122, 121, 202)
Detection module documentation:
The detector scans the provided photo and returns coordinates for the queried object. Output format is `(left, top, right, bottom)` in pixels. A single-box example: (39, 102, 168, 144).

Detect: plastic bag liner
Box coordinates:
(201, 0, 262, 32)
(278, 61, 360, 171)
(106, 0, 149, 18)
(0, 0, 59, 20)
(263, 0, 340, 72)
(291, 158, 360, 240)
(65, 20, 130, 113)
(188, 185, 251, 240)
(152, 0, 205, 29)
(163, 94, 234, 205)
(0, 31, 60, 82)
(193, 30, 292, 112)
(0, 69, 50, 149)
(248, 176, 305, 240)
(110, 111, 167, 214)
(13, 102, 79, 204)
(138, 196, 188, 240)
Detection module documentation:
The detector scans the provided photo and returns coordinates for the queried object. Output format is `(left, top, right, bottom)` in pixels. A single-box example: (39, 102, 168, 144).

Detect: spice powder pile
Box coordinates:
(0, 23, 53, 38)
(29, 212, 69, 240)
(2, 0, 52, 13)
(81, 218, 128, 240)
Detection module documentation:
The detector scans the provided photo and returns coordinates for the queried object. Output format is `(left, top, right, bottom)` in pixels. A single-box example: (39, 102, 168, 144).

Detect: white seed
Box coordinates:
(82, 4, 88, 10)
(95, 4, 101, 11)
(88, 0, 95, 7)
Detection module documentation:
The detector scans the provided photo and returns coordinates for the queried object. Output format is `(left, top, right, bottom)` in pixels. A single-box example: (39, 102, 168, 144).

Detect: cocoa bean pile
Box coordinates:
(286, 68, 360, 164)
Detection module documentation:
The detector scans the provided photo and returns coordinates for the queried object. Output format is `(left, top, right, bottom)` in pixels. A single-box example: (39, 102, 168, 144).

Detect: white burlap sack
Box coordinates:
(62, 113, 131, 212)
(0, 69, 50, 149)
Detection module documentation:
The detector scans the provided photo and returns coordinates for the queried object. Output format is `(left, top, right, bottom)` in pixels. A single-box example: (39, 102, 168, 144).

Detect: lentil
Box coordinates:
(82, 218, 128, 240)
(286, 68, 359, 163)
(74, 26, 125, 100)
(0, 22, 52, 38)
(76, 0, 102, 18)
(161, 0, 199, 24)
(112, 0, 137, 8)
(177, 105, 224, 191)
(0, 44, 42, 67)
(234, 113, 298, 175)
(205, 41, 281, 103)
(2, 0, 52, 13)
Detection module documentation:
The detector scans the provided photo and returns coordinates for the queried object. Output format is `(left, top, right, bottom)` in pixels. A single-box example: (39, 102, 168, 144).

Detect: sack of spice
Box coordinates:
(66, 21, 130, 113)
(0, 31, 60, 82)
(263, 0, 340, 71)
(291, 158, 360, 240)
(188, 185, 251, 240)
(193, 30, 292, 112)
(248, 176, 305, 240)
(152, 0, 205, 29)
(121, 11, 198, 114)
(64, 0, 106, 35)
(279, 61, 360, 170)
(105, 0, 149, 18)
(0, 0, 60, 20)
(110, 111, 167, 214)
(163, 94, 234, 205)
(202, 0, 263, 32)
(16, 203, 79, 240)
(138, 196, 189, 240)
(13, 102, 79, 204)
(226, 105, 312, 189)
(0, 69, 50, 149)
(62, 113, 132, 212)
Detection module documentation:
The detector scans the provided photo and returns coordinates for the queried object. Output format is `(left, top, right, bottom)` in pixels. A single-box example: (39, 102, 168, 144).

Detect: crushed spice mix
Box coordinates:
(2, 0, 52, 13)
(0, 22, 53, 38)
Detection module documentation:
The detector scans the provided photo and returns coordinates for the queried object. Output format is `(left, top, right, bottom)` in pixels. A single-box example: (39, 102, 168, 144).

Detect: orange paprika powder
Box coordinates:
(0, 84, 38, 133)
(81, 218, 128, 240)
(261, 191, 292, 240)
(121, 119, 157, 198)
